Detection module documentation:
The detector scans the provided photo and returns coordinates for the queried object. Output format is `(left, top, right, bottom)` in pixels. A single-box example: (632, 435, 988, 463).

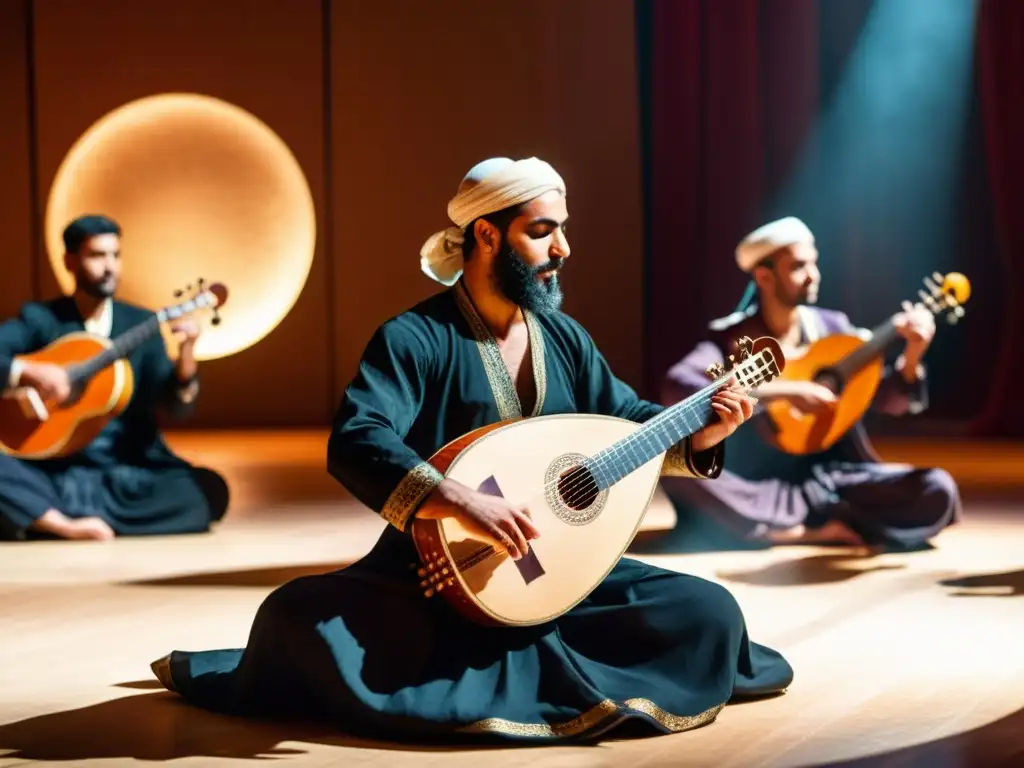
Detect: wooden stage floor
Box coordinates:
(1, 430, 1022, 767)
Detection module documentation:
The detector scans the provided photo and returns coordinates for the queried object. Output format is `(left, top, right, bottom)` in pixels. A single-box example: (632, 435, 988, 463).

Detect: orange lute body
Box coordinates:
(410, 335, 785, 627)
(759, 271, 970, 455)
(0, 333, 135, 459)
(760, 333, 885, 455)
(0, 282, 227, 461)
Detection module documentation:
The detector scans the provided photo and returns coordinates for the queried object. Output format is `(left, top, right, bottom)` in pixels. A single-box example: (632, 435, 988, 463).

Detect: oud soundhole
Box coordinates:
(557, 465, 599, 510)
(62, 383, 87, 409)
(544, 452, 608, 526)
(813, 369, 842, 394)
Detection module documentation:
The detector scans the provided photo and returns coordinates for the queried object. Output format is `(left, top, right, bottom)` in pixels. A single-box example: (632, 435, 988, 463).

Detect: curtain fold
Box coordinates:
(640, 0, 1017, 435)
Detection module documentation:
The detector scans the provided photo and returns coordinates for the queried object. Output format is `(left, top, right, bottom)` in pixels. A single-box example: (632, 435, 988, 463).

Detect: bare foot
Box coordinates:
(32, 509, 115, 541)
(765, 524, 808, 543)
(765, 520, 864, 547)
(64, 517, 116, 541)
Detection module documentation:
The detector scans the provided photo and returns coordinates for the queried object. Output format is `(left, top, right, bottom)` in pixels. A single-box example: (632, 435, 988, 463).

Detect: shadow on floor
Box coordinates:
(2, 691, 1019, 764)
(628, 515, 770, 556)
(715, 552, 905, 587)
(0, 691, 469, 761)
(939, 569, 1024, 597)
(121, 561, 355, 588)
(816, 705, 1024, 767)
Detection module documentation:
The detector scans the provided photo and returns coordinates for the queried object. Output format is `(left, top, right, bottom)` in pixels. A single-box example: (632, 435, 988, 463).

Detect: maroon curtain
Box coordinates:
(972, 0, 1024, 437)
(643, 0, 820, 397)
(643, 0, 1021, 436)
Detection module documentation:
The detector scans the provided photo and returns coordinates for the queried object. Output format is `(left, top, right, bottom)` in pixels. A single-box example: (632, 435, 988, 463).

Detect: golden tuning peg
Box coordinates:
(941, 272, 971, 305)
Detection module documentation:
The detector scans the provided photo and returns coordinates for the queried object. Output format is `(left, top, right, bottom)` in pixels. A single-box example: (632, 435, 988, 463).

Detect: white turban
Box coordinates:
(735, 216, 815, 272)
(420, 157, 566, 285)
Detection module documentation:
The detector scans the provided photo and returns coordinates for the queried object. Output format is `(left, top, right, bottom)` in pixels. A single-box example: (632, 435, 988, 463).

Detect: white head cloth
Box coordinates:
(420, 157, 566, 285)
(735, 216, 815, 272)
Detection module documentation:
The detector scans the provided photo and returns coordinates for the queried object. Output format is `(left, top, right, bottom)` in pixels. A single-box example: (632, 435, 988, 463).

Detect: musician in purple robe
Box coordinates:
(660, 217, 961, 550)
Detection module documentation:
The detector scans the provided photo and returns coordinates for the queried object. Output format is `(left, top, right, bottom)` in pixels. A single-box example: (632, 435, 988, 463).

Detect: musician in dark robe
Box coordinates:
(0, 214, 229, 541)
(660, 217, 961, 551)
(151, 158, 793, 743)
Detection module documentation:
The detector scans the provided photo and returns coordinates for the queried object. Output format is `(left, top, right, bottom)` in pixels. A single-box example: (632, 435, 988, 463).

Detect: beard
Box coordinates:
(79, 272, 118, 299)
(777, 281, 817, 307)
(491, 241, 564, 314)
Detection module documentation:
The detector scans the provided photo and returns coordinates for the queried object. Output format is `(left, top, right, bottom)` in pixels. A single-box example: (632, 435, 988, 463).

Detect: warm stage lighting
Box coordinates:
(44, 93, 317, 360)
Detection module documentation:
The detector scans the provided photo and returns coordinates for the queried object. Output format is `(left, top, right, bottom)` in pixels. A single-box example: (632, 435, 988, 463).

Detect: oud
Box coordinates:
(0, 281, 227, 460)
(410, 335, 785, 627)
(760, 272, 969, 455)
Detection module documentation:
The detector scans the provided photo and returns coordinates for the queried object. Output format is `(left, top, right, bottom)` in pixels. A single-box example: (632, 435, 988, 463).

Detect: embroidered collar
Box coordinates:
(452, 281, 547, 419)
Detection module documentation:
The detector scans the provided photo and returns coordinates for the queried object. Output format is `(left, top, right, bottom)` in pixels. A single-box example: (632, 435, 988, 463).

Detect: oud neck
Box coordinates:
(831, 318, 899, 380)
(585, 338, 782, 489)
(588, 382, 718, 489)
(67, 313, 163, 385)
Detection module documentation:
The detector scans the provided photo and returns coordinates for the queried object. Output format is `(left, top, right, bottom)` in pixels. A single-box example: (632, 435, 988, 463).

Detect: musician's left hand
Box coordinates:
(894, 300, 934, 358)
(690, 379, 756, 452)
(170, 319, 201, 350)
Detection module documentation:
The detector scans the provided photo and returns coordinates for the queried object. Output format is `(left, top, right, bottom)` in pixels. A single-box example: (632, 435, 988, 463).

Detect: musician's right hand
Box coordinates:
(777, 381, 837, 414)
(19, 362, 71, 404)
(421, 479, 540, 560)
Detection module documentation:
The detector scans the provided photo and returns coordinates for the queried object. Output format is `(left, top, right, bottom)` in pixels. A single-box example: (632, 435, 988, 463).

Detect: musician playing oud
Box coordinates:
(151, 158, 792, 742)
(661, 216, 960, 550)
(0, 214, 228, 541)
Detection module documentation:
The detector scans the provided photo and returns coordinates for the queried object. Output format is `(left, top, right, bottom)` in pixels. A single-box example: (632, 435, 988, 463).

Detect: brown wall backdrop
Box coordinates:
(0, 0, 645, 428)
(30, 0, 331, 427)
(0, 0, 35, 323)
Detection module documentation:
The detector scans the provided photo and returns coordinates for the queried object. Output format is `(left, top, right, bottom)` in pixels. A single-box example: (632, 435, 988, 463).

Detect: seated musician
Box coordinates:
(0, 214, 228, 541)
(150, 157, 793, 742)
(661, 216, 961, 550)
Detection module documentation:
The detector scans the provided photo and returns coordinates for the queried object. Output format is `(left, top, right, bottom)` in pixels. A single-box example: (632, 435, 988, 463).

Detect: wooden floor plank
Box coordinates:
(1, 431, 1021, 767)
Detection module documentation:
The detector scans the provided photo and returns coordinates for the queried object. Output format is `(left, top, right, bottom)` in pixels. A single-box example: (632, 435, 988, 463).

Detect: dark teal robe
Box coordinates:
(157, 282, 792, 743)
(0, 296, 228, 539)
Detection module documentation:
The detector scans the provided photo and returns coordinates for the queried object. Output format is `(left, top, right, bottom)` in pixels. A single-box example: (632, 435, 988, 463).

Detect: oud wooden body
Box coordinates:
(761, 333, 882, 455)
(0, 333, 134, 459)
(411, 414, 667, 627)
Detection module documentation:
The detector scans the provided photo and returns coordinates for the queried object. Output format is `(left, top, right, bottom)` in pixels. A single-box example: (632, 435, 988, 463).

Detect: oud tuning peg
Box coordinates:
(735, 336, 753, 360)
(942, 272, 972, 305)
(917, 290, 939, 312)
(705, 363, 726, 380)
(173, 289, 184, 298)
(211, 308, 222, 326)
